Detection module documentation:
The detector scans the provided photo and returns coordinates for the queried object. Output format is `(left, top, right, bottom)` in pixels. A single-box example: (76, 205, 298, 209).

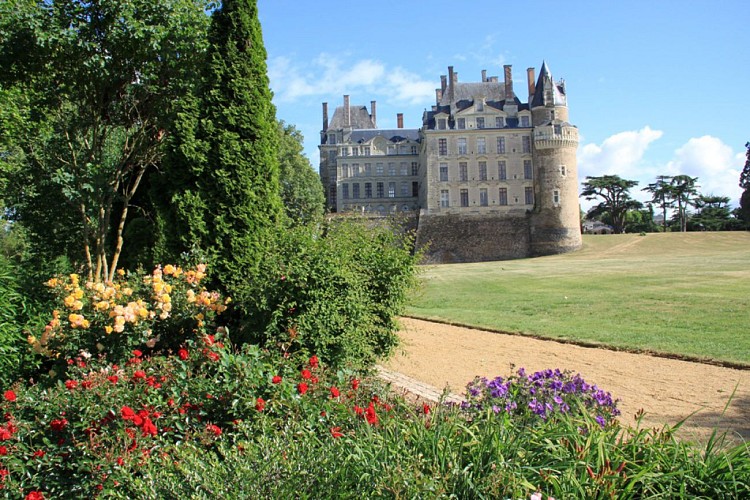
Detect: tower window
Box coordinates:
(440, 189, 450, 207)
(559, 165, 567, 177)
(460, 189, 469, 207)
(525, 187, 534, 205)
(553, 190, 561, 206)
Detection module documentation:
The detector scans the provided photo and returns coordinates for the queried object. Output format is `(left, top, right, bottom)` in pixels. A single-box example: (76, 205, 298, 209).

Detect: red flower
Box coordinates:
(107, 375, 119, 384)
(0, 427, 11, 441)
(353, 405, 364, 416)
(330, 427, 344, 438)
(33, 449, 45, 458)
(132, 370, 146, 381)
(205, 349, 220, 362)
(132, 349, 143, 358)
(25, 492, 45, 500)
(0, 445, 7, 456)
(365, 402, 378, 426)
(309, 355, 319, 368)
(329, 386, 340, 398)
(423, 403, 430, 415)
(272, 375, 282, 384)
(351, 378, 360, 390)
(3, 390, 16, 402)
(121, 406, 136, 420)
(300, 369, 312, 380)
(81, 380, 93, 389)
(178, 349, 189, 360)
(255, 397, 266, 412)
(204, 335, 215, 346)
(141, 418, 157, 437)
(64, 380, 77, 390)
(206, 423, 221, 437)
(297, 382, 308, 395)
(50, 418, 68, 432)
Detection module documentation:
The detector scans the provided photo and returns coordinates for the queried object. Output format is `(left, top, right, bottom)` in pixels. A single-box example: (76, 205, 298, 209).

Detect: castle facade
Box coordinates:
(319, 62, 582, 263)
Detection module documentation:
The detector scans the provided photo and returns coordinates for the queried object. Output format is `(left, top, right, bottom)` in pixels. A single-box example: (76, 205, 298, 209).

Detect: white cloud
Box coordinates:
(578, 130, 744, 209)
(664, 136, 744, 203)
(267, 53, 434, 105)
(578, 126, 663, 179)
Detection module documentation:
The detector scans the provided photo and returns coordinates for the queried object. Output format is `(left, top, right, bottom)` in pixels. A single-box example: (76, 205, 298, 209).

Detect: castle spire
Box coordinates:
(531, 61, 566, 108)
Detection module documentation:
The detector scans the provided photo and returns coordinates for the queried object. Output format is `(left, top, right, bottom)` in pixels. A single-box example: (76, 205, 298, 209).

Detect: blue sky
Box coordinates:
(258, 0, 748, 209)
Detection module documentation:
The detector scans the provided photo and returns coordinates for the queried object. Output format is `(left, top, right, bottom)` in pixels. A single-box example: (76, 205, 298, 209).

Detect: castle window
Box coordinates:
(477, 137, 486, 154)
(400, 162, 408, 176)
(525, 186, 534, 205)
(388, 163, 396, 176)
(522, 136, 531, 153)
(460, 189, 469, 207)
(479, 188, 488, 207)
(364, 163, 372, 176)
(496, 117, 505, 128)
(476, 101, 484, 112)
(328, 134, 337, 144)
(352, 147, 359, 156)
(364, 146, 371, 155)
(388, 182, 396, 198)
(459, 162, 468, 182)
(341, 147, 349, 157)
(328, 150, 336, 162)
(411, 162, 419, 176)
(458, 138, 467, 155)
(439, 163, 448, 182)
(411, 146, 418, 155)
(438, 118, 447, 130)
(499, 188, 508, 206)
(412, 181, 419, 197)
(476, 117, 485, 129)
(365, 182, 372, 198)
(559, 165, 566, 177)
(553, 189, 560, 206)
(440, 190, 450, 207)
(479, 161, 487, 181)
(457, 118, 466, 129)
(520, 116, 530, 127)
(554, 124, 562, 135)
(498, 160, 507, 180)
(342, 184, 349, 199)
(524, 160, 533, 180)
(497, 137, 506, 154)
(376, 163, 384, 175)
(352, 163, 360, 177)
(352, 183, 360, 199)
(438, 138, 448, 156)
(341, 164, 348, 178)
(401, 182, 409, 197)
(387, 145, 396, 155)
(377, 182, 384, 198)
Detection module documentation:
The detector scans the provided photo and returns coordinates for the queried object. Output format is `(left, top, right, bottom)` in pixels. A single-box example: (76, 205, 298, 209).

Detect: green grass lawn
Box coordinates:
(407, 232, 750, 365)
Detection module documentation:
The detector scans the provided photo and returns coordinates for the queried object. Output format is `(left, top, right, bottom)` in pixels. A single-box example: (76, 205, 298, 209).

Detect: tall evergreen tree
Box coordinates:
(155, 0, 283, 312)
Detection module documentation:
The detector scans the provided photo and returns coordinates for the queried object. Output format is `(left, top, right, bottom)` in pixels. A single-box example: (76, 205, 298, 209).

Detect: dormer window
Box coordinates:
(457, 118, 466, 129)
(476, 100, 484, 112)
(495, 117, 505, 128)
(520, 116, 530, 127)
(438, 118, 447, 130)
(328, 134, 337, 144)
(476, 117, 485, 129)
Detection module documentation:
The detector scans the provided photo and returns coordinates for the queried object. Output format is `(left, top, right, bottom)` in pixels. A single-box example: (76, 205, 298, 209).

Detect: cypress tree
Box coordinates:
(155, 0, 283, 312)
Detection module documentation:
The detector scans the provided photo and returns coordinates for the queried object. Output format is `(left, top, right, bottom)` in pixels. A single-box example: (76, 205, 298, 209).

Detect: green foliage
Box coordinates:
(740, 142, 750, 190)
(581, 175, 642, 234)
(0, 0, 211, 281)
(244, 217, 419, 369)
(0, 254, 37, 387)
(154, 0, 283, 312)
(670, 174, 700, 232)
(277, 120, 325, 224)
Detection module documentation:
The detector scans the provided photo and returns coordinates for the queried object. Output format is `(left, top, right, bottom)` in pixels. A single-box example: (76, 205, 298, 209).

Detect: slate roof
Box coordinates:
(531, 61, 567, 108)
(439, 81, 507, 105)
(328, 105, 376, 130)
(349, 129, 420, 143)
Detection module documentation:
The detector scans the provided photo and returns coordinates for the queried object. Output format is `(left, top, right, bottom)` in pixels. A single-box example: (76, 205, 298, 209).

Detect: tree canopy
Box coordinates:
(580, 175, 642, 234)
(0, 0, 211, 281)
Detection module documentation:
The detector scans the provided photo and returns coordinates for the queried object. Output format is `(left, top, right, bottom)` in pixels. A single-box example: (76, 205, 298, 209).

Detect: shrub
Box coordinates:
(243, 216, 419, 369)
(0, 255, 38, 386)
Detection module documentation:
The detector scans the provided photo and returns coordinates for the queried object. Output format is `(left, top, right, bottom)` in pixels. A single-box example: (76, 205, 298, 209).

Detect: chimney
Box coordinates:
(397, 113, 404, 129)
(343, 95, 350, 127)
(436, 88, 443, 102)
(370, 100, 377, 127)
(440, 74, 447, 94)
(527, 67, 535, 98)
(448, 66, 456, 100)
(503, 65, 514, 100)
(481, 69, 487, 82)
(322, 102, 328, 132)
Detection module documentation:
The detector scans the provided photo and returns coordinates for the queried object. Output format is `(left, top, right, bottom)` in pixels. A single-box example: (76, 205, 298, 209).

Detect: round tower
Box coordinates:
(529, 62, 582, 256)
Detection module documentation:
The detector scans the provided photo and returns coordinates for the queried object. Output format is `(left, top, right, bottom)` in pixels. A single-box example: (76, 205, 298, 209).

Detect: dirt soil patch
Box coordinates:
(383, 317, 750, 443)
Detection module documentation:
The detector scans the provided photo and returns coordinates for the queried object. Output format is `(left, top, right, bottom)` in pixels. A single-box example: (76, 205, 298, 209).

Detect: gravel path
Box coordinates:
(381, 317, 750, 442)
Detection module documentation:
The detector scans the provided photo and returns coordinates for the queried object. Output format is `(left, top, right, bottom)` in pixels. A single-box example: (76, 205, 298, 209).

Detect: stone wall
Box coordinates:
(416, 212, 531, 263)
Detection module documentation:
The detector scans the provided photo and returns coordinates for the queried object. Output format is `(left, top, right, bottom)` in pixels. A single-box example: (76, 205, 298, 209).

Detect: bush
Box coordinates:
(0, 255, 38, 387)
(243, 216, 419, 369)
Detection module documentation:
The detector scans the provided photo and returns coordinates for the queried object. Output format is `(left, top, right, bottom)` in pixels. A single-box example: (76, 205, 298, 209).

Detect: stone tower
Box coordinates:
(529, 62, 582, 256)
